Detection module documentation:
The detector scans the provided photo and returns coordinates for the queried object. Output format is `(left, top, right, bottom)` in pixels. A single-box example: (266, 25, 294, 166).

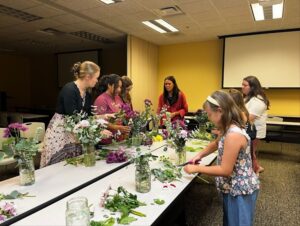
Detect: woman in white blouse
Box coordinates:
(242, 76, 270, 175)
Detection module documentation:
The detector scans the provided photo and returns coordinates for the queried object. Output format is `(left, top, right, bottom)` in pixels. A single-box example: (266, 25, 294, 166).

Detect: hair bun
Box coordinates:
(72, 62, 81, 76)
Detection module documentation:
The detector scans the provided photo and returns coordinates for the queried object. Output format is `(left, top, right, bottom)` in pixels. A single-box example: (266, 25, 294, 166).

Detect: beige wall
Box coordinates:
(127, 35, 159, 111)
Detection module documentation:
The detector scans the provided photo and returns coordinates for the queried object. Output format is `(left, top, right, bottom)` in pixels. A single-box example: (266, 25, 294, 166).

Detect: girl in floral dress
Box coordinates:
(184, 90, 259, 226)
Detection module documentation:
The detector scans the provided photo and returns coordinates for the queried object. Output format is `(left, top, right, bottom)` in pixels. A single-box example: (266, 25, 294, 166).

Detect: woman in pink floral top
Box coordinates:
(94, 74, 131, 142)
(184, 90, 259, 226)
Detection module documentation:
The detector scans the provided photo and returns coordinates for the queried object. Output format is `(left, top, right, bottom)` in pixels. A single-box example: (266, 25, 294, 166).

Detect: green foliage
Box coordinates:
(0, 190, 34, 200)
(90, 218, 115, 226)
(151, 158, 182, 183)
(153, 199, 165, 205)
(104, 186, 146, 225)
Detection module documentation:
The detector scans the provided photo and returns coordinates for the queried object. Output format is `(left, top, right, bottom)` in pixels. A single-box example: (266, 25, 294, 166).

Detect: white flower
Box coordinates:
(96, 118, 108, 126)
(79, 120, 90, 128)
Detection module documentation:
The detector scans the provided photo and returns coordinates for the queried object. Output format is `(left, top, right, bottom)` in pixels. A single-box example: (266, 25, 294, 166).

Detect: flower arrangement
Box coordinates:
(64, 111, 108, 145)
(0, 202, 17, 223)
(0, 123, 41, 163)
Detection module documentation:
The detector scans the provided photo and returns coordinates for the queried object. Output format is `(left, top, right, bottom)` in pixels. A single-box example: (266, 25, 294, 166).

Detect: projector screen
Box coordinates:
(57, 50, 100, 87)
(222, 30, 300, 88)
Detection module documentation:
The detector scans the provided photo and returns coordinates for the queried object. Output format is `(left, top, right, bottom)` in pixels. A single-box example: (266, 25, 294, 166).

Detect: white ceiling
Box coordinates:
(0, 0, 299, 54)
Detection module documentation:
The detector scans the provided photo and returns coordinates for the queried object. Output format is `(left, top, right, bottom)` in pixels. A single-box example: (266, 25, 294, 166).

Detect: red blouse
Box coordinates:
(157, 91, 188, 122)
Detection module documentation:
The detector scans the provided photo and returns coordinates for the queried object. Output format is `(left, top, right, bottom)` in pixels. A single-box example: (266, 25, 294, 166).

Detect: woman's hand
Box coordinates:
(118, 125, 131, 134)
(101, 129, 113, 138)
(96, 113, 115, 120)
(170, 112, 178, 118)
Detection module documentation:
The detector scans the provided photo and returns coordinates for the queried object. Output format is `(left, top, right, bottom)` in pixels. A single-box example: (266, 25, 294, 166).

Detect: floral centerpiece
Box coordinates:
(130, 148, 157, 193)
(164, 116, 188, 164)
(0, 123, 42, 186)
(117, 99, 154, 146)
(64, 111, 108, 167)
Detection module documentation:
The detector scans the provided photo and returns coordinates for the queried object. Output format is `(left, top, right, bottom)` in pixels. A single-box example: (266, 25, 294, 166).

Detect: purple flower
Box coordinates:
(3, 128, 11, 138)
(144, 99, 152, 106)
(8, 123, 28, 131)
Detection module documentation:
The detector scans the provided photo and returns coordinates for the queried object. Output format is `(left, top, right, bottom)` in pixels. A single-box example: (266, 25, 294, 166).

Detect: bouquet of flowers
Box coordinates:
(64, 111, 108, 145)
(0, 123, 41, 164)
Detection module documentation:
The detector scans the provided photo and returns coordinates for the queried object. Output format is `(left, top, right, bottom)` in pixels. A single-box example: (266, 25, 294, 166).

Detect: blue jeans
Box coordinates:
(223, 190, 259, 226)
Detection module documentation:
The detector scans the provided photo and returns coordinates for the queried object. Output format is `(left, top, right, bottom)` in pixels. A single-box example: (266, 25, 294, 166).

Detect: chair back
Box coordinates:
(0, 128, 8, 150)
(20, 122, 46, 142)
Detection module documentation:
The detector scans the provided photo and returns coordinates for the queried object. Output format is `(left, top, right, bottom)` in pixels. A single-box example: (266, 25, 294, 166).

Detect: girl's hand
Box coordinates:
(101, 129, 112, 138)
(190, 153, 203, 164)
(183, 164, 198, 174)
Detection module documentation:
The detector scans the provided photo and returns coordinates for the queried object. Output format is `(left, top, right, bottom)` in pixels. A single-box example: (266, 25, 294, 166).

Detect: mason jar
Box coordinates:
(66, 196, 90, 226)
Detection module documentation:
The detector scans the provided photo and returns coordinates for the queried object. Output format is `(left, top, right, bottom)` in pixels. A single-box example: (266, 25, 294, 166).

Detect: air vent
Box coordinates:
(70, 31, 113, 43)
(38, 28, 65, 35)
(0, 4, 42, 22)
(263, 6, 273, 20)
(156, 5, 184, 17)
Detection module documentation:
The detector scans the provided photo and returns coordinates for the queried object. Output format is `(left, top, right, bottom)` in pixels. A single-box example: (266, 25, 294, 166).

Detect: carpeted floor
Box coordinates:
(184, 141, 300, 226)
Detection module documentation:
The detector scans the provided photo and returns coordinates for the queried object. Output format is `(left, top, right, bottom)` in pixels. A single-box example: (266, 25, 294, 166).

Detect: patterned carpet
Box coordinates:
(184, 141, 300, 226)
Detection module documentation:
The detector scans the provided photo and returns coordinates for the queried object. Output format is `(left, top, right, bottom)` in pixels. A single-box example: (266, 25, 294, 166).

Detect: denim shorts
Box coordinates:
(223, 190, 259, 226)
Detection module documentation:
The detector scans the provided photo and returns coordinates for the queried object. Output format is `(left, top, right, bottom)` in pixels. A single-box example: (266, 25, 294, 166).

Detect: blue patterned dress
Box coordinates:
(215, 126, 260, 196)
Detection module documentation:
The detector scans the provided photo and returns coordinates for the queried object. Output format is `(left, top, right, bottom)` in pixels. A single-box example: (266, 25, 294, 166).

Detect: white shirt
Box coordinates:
(245, 96, 267, 139)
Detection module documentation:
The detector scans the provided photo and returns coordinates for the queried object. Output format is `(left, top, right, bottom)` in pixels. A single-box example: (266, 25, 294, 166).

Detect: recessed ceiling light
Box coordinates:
(155, 19, 179, 32)
(272, 1, 284, 19)
(251, 3, 265, 21)
(142, 19, 179, 33)
(142, 21, 167, 33)
(251, 0, 284, 21)
(100, 0, 123, 4)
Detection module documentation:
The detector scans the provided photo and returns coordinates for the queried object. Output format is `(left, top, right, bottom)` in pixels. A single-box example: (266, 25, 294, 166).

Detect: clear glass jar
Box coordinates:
(176, 147, 186, 165)
(135, 162, 151, 193)
(66, 197, 90, 226)
(131, 135, 143, 147)
(19, 157, 35, 186)
(82, 144, 96, 167)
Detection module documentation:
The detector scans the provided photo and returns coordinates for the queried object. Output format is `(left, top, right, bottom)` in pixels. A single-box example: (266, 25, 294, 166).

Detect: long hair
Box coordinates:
(243, 75, 270, 109)
(163, 76, 180, 105)
(229, 89, 250, 121)
(120, 75, 133, 104)
(203, 90, 245, 136)
(98, 74, 121, 96)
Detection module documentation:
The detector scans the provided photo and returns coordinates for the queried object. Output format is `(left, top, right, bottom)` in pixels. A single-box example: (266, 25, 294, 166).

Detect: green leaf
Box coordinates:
(118, 216, 137, 225)
(90, 217, 115, 226)
(154, 199, 165, 205)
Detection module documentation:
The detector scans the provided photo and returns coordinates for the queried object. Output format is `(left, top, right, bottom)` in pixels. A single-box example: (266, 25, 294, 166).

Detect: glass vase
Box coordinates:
(19, 157, 35, 186)
(135, 162, 151, 193)
(131, 135, 143, 147)
(66, 196, 90, 226)
(176, 147, 186, 165)
(82, 144, 96, 167)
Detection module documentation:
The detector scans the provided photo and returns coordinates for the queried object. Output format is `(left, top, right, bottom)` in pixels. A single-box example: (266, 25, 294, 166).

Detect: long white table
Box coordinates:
(0, 142, 166, 225)
(11, 146, 217, 226)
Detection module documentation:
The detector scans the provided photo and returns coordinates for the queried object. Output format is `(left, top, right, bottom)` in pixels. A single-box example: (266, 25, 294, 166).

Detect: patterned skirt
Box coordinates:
(40, 113, 82, 168)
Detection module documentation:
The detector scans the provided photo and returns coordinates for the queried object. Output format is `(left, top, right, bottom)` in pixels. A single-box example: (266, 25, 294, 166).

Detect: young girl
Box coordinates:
(184, 90, 259, 226)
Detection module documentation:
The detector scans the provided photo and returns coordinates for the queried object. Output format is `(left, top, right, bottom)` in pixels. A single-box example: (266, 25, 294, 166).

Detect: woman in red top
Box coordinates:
(158, 76, 188, 123)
